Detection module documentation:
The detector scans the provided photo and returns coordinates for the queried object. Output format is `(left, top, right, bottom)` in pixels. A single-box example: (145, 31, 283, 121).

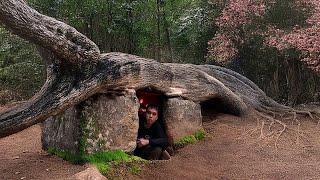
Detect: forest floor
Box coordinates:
(2, 114, 320, 179)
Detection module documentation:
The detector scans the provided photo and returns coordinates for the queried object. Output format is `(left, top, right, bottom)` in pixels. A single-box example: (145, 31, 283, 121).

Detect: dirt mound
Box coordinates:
(1, 114, 320, 179)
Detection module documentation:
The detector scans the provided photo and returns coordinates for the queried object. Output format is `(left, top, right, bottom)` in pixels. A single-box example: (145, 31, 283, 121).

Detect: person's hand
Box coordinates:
(137, 138, 149, 147)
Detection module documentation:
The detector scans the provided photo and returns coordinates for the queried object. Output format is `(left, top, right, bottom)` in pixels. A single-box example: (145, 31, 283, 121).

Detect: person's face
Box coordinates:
(145, 107, 158, 125)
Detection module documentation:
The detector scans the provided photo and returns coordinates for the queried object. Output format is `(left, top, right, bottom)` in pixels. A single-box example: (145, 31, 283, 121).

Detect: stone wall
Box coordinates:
(42, 91, 204, 155)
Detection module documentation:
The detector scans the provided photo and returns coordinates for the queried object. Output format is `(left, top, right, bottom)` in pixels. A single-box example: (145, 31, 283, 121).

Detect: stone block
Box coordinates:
(41, 90, 139, 154)
(82, 91, 139, 153)
(41, 107, 80, 154)
(163, 98, 202, 141)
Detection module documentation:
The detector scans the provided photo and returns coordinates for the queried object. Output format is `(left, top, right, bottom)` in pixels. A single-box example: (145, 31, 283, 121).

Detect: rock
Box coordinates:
(41, 90, 139, 154)
(163, 98, 202, 141)
(71, 165, 106, 180)
(82, 91, 139, 153)
(12, 156, 20, 159)
(41, 107, 81, 154)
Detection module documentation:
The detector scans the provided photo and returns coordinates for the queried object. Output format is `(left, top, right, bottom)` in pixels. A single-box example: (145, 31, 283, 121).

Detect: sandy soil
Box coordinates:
(0, 125, 85, 180)
(2, 114, 320, 179)
(135, 114, 320, 180)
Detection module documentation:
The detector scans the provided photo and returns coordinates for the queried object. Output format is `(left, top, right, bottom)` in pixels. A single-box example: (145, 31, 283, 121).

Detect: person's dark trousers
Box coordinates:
(134, 145, 162, 160)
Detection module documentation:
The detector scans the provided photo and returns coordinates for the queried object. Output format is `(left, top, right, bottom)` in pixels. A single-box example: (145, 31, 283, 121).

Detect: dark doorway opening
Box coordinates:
(136, 87, 167, 128)
(137, 88, 164, 111)
(200, 97, 240, 122)
(135, 87, 174, 158)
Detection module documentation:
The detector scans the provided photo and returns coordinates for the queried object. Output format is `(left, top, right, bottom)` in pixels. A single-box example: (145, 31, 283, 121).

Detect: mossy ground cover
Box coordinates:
(174, 129, 206, 149)
(48, 129, 206, 177)
(47, 148, 146, 176)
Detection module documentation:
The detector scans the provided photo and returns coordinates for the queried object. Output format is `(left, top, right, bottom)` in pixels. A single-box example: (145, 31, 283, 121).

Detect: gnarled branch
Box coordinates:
(0, 0, 100, 64)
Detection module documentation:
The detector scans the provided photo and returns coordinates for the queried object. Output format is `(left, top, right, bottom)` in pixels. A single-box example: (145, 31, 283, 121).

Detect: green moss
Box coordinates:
(87, 151, 145, 175)
(47, 147, 84, 164)
(175, 135, 197, 147)
(49, 101, 147, 177)
(107, 158, 146, 179)
(83, 150, 130, 164)
(80, 102, 105, 153)
(174, 129, 206, 148)
(47, 147, 145, 176)
(128, 165, 141, 175)
(94, 162, 109, 175)
(194, 128, 206, 140)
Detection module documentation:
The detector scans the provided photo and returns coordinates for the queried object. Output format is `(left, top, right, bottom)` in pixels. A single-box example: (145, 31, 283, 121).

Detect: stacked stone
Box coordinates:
(41, 91, 203, 154)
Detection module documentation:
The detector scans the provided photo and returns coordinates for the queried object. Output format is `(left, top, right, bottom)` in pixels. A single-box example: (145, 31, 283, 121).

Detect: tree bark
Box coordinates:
(162, 4, 173, 62)
(156, 0, 162, 61)
(0, 0, 100, 65)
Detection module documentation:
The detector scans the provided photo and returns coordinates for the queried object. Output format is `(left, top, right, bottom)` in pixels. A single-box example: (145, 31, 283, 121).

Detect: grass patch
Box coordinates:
(174, 128, 206, 148)
(107, 159, 146, 179)
(47, 147, 84, 164)
(47, 148, 145, 176)
(175, 135, 197, 147)
(83, 150, 143, 175)
(194, 128, 206, 140)
(48, 129, 206, 176)
(128, 165, 141, 175)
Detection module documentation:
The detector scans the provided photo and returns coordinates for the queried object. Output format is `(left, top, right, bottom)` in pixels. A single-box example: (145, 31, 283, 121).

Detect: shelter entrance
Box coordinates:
(200, 97, 240, 122)
(136, 87, 167, 129)
(135, 87, 173, 160)
(136, 88, 164, 113)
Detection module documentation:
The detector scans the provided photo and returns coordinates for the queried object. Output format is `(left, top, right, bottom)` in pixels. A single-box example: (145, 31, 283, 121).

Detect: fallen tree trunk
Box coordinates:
(0, 0, 319, 138)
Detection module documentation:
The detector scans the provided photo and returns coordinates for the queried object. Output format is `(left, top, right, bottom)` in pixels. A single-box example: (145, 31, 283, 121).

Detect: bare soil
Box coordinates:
(2, 114, 320, 179)
(0, 125, 85, 180)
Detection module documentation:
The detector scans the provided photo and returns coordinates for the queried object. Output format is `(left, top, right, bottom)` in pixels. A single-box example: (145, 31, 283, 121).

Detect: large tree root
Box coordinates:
(241, 107, 320, 149)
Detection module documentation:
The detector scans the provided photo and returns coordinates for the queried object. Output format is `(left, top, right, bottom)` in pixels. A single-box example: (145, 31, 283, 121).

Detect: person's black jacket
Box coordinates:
(137, 120, 168, 148)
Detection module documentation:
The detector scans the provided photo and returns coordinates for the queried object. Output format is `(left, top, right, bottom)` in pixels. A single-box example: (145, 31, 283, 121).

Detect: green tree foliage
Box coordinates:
(29, 0, 215, 63)
(235, 36, 319, 105)
(168, 0, 216, 64)
(264, 0, 312, 29)
(0, 27, 45, 105)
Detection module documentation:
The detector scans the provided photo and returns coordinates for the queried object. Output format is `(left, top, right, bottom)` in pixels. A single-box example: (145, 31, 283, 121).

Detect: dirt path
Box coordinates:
(135, 114, 320, 179)
(2, 114, 320, 179)
(0, 125, 85, 180)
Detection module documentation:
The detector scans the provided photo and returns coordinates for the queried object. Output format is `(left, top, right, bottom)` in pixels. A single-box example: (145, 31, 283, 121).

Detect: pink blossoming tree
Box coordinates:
(208, 0, 320, 73)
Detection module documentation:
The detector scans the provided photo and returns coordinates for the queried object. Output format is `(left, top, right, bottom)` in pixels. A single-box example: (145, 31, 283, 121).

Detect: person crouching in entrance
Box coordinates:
(134, 105, 170, 160)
